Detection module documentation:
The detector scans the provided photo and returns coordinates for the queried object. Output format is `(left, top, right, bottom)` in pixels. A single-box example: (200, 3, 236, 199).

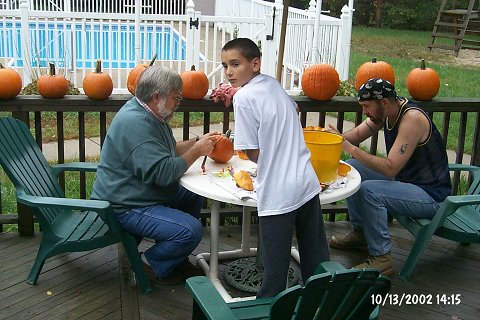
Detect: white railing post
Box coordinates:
(261, 7, 276, 77)
(134, 0, 141, 64)
(19, 0, 30, 85)
(305, 0, 316, 66)
(63, 0, 71, 13)
(335, 5, 352, 81)
(185, 0, 196, 71)
(310, 0, 323, 65)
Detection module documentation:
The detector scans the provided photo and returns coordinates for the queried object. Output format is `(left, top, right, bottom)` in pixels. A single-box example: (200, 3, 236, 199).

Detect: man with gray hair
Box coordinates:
(92, 66, 219, 284)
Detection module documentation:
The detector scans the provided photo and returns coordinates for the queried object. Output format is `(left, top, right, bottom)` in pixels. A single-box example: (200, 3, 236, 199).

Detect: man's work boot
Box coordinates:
(328, 229, 368, 252)
(353, 252, 394, 277)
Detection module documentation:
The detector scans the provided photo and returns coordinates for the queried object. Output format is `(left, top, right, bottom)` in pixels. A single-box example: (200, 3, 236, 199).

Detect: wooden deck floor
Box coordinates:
(1, 220, 479, 320)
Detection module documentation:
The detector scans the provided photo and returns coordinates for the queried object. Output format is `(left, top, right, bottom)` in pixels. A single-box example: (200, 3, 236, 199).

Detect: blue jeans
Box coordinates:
(347, 159, 441, 256)
(117, 186, 203, 277)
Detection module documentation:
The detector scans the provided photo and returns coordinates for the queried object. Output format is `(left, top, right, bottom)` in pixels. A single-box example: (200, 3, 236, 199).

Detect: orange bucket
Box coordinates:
(304, 131, 343, 183)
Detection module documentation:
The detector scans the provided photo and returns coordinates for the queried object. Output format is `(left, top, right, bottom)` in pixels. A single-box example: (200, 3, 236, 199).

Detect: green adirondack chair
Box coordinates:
(392, 163, 480, 281)
(186, 261, 391, 320)
(0, 117, 152, 294)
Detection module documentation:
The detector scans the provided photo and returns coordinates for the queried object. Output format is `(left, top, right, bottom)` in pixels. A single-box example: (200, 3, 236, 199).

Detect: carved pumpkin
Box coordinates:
(354, 57, 395, 90)
(83, 60, 113, 100)
(406, 59, 440, 101)
(127, 54, 157, 95)
(208, 130, 234, 163)
(301, 64, 340, 101)
(180, 65, 209, 99)
(37, 63, 69, 99)
(0, 63, 22, 99)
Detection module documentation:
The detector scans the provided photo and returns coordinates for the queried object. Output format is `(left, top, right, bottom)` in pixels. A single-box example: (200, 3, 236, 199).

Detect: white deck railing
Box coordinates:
(0, 0, 353, 94)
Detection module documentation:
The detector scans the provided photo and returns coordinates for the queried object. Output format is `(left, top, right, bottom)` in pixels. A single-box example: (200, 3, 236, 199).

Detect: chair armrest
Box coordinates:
(51, 162, 98, 178)
(17, 192, 111, 214)
(186, 277, 237, 320)
(431, 194, 480, 225)
(448, 163, 480, 173)
(314, 260, 347, 275)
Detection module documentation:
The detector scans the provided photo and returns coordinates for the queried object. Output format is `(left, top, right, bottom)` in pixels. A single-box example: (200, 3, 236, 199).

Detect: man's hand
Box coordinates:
(195, 132, 221, 156)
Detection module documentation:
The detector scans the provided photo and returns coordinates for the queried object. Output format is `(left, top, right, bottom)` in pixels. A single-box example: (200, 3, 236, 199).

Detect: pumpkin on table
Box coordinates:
(127, 54, 157, 95)
(208, 129, 234, 163)
(0, 63, 22, 99)
(406, 59, 440, 101)
(354, 57, 395, 90)
(37, 63, 69, 99)
(180, 65, 209, 99)
(83, 60, 113, 100)
(301, 64, 340, 101)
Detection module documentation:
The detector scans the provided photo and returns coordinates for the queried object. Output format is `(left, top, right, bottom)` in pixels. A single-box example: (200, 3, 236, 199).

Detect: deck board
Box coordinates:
(0, 220, 479, 319)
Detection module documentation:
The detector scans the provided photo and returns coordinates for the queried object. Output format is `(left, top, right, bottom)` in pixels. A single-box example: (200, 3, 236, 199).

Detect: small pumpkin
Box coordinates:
(127, 54, 157, 95)
(37, 63, 69, 99)
(180, 65, 209, 99)
(354, 57, 395, 90)
(208, 129, 234, 163)
(233, 170, 254, 191)
(0, 63, 22, 99)
(83, 60, 113, 100)
(406, 59, 440, 101)
(337, 163, 351, 177)
(301, 64, 340, 101)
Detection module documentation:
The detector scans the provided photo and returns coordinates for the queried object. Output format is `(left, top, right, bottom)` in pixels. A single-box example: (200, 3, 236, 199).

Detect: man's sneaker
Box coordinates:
(353, 252, 394, 277)
(328, 229, 368, 252)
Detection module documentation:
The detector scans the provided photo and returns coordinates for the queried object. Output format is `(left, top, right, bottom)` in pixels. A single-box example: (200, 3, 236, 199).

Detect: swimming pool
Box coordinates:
(0, 21, 186, 69)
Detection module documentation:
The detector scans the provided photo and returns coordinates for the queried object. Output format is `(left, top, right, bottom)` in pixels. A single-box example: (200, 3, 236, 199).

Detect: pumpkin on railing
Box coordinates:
(37, 63, 69, 99)
(127, 54, 157, 95)
(354, 57, 395, 90)
(301, 64, 340, 101)
(0, 63, 22, 100)
(406, 59, 440, 101)
(83, 60, 113, 100)
(180, 65, 209, 100)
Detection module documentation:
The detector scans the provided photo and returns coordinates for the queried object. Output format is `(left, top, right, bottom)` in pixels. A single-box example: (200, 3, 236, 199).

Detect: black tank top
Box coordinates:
(384, 99, 451, 202)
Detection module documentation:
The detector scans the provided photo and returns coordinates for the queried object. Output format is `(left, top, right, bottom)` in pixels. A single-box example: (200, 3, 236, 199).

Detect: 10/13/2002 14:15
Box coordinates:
(371, 293, 461, 306)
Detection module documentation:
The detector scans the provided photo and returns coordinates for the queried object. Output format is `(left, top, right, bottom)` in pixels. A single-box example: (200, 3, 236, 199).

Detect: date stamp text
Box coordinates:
(371, 293, 461, 306)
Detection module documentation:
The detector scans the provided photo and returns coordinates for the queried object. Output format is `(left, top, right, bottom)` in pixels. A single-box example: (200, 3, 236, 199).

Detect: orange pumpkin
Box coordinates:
(180, 65, 209, 99)
(354, 57, 395, 90)
(0, 63, 22, 99)
(37, 63, 69, 99)
(127, 54, 157, 95)
(83, 60, 113, 100)
(406, 59, 440, 101)
(209, 130, 234, 163)
(301, 64, 340, 101)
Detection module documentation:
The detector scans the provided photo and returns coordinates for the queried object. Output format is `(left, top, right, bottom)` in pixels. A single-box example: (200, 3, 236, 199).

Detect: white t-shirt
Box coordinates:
(233, 74, 321, 216)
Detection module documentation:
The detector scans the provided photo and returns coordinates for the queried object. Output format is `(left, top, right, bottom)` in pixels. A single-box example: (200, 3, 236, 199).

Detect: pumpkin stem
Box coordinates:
(372, 57, 377, 63)
(225, 129, 232, 138)
(420, 59, 426, 70)
(191, 65, 196, 71)
(0, 63, 4, 69)
(49, 62, 56, 76)
(149, 53, 157, 66)
(95, 60, 102, 73)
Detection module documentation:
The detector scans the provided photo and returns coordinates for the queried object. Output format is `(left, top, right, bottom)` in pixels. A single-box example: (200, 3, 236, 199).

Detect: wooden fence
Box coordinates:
(1, 95, 480, 236)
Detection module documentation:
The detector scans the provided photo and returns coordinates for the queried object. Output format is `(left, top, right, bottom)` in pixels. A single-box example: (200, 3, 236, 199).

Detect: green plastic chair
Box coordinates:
(391, 163, 480, 281)
(0, 117, 152, 294)
(186, 261, 391, 320)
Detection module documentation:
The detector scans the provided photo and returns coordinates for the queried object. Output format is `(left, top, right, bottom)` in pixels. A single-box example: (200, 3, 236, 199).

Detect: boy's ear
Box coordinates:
(252, 57, 261, 72)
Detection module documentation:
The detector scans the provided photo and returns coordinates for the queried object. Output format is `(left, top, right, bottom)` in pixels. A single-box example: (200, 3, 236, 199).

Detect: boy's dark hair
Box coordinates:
(222, 38, 261, 61)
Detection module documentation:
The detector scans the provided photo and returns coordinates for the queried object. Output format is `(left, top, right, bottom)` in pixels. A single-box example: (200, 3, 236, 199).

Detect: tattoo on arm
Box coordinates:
(399, 144, 408, 154)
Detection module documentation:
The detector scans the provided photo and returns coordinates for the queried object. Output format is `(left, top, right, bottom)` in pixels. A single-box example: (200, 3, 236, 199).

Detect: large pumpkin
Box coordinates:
(354, 57, 395, 90)
(406, 59, 440, 101)
(208, 130, 234, 163)
(37, 63, 69, 99)
(180, 65, 209, 99)
(127, 54, 157, 95)
(0, 63, 22, 99)
(301, 64, 340, 101)
(83, 60, 113, 100)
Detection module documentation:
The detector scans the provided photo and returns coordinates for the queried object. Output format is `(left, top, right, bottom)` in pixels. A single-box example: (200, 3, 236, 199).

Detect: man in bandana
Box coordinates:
(328, 78, 451, 276)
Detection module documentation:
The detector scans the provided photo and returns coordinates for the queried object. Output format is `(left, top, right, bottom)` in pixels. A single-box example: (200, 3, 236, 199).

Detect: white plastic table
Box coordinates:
(180, 155, 361, 301)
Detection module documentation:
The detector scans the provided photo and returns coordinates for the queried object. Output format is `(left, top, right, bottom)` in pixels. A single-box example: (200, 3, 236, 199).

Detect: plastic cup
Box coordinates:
(303, 131, 343, 183)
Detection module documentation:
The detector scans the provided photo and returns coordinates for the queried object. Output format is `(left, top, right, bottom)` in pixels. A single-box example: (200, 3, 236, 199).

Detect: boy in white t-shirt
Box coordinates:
(221, 38, 330, 298)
